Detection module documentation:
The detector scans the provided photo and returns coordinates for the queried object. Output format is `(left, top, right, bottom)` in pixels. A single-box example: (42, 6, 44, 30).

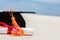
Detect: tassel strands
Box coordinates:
(8, 10, 24, 36)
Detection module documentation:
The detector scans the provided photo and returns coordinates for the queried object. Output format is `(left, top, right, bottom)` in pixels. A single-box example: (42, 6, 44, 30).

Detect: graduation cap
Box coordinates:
(0, 11, 35, 28)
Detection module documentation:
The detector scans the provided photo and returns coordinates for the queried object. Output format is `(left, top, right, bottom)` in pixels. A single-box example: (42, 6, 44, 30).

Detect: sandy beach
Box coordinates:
(0, 13, 60, 40)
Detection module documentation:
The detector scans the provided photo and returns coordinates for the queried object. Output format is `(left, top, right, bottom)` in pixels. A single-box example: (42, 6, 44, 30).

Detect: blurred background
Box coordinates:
(0, 0, 60, 16)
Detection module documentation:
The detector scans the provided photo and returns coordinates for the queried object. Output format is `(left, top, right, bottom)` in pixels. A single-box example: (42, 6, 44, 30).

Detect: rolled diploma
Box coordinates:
(0, 27, 34, 36)
(22, 28, 34, 36)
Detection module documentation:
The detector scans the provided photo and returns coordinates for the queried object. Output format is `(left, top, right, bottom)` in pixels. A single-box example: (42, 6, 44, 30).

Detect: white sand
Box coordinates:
(0, 13, 60, 40)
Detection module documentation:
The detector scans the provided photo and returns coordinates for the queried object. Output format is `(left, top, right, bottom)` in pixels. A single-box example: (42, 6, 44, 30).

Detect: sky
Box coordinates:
(0, 0, 60, 16)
